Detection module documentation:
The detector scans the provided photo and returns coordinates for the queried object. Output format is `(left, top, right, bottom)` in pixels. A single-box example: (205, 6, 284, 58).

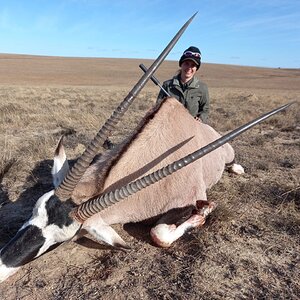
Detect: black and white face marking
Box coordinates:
(0, 190, 81, 282)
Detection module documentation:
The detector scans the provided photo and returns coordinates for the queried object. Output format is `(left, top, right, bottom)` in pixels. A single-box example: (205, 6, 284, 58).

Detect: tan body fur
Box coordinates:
(71, 98, 235, 226)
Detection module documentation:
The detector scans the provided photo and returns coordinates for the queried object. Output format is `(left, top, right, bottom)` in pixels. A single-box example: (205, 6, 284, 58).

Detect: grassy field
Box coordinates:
(0, 54, 299, 299)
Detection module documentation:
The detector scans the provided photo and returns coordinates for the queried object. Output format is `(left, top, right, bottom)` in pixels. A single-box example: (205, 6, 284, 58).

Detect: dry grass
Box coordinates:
(0, 55, 299, 299)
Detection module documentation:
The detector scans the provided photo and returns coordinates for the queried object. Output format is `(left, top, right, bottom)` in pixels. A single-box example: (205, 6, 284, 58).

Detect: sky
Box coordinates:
(0, 0, 299, 68)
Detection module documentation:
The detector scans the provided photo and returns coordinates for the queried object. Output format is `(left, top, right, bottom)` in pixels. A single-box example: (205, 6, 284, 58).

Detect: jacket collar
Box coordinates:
(173, 74, 200, 89)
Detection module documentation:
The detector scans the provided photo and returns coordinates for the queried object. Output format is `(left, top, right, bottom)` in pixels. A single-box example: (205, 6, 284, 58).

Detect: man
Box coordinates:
(157, 46, 209, 123)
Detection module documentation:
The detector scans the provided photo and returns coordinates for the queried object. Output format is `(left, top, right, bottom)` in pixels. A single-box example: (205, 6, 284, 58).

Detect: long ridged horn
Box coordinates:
(55, 13, 197, 200)
(71, 102, 293, 222)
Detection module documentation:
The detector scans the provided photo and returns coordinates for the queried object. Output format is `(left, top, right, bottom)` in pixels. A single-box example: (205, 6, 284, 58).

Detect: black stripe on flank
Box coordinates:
(0, 225, 45, 268)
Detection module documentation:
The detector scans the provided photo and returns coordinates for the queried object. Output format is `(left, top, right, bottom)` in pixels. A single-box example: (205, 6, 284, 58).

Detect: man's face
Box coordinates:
(180, 60, 197, 83)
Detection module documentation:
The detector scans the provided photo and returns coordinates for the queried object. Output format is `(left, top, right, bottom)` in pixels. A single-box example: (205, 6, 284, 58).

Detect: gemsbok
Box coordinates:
(0, 14, 292, 282)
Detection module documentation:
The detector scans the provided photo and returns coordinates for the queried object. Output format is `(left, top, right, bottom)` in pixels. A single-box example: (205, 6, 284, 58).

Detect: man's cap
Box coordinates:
(179, 46, 201, 70)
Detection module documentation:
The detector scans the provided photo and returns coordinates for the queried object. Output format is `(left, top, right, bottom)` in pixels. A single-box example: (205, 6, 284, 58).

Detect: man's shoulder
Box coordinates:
(192, 76, 208, 89)
(162, 78, 173, 85)
(163, 75, 180, 86)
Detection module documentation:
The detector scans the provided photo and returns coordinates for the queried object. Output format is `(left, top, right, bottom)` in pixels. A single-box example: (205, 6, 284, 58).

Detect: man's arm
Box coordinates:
(198, 85, 209, 123)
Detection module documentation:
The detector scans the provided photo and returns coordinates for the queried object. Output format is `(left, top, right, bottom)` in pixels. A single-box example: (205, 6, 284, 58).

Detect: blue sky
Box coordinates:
(0, 0, 299, 68)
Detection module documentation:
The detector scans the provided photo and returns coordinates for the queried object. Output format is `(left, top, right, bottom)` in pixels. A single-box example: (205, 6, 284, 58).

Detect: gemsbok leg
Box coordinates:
(150, 200, 217, 247)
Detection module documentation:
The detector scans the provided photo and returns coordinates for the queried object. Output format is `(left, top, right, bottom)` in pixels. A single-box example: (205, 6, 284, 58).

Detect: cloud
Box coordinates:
(232, 13, 300, 31)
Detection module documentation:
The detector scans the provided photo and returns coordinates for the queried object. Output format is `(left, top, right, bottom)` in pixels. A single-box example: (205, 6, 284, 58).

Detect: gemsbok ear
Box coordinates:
(52, 136, 69, 188)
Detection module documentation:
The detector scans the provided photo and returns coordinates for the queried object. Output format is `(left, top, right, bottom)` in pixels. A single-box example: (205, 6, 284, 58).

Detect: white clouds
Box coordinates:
(231, 13, 300, 31)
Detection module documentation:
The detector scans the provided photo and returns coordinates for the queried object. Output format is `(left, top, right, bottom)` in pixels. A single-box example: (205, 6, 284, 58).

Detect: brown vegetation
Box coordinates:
(0, 54, 299, 299)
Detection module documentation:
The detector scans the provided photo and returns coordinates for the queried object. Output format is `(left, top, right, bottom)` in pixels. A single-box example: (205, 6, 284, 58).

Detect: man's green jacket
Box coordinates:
(157, 75, 209, 123)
